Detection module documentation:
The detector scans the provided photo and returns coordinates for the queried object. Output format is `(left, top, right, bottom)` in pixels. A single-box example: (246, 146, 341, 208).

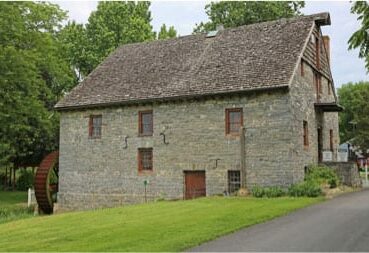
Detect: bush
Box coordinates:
(288, 181, 322, 197)
(305, 165, 339, 188)
(251, 186, 286, 198)
(16, 169, 34, 191)
(251, 186, 265, 198)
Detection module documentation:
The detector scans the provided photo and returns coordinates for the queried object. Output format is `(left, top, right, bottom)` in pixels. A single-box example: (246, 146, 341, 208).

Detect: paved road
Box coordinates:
(188, 189, 369, 252)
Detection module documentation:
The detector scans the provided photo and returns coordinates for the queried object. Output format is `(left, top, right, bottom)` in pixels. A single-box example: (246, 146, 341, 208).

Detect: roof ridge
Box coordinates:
(113, 12, 330, 50)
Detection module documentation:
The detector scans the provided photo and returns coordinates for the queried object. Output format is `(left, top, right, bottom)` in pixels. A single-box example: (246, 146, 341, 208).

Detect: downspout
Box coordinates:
(240, 126, 247, 188)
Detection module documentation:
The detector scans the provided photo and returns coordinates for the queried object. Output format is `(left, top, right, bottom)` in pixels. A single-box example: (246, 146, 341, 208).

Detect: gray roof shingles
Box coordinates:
(55, 13, 330, 110)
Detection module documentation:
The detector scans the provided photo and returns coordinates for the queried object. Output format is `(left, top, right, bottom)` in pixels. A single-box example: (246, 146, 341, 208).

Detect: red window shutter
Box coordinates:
(139, 110, 153, 136)
(225, 108, 243, 135)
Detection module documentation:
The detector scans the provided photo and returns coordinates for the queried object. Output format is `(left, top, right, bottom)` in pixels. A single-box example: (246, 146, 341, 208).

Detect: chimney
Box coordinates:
(323, 35, 330, 65)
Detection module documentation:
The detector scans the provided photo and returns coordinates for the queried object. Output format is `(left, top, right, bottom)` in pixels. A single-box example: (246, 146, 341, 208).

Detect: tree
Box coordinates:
(348, 2, 369, 71)
(338, 81, 369, 156)
(158, 24, 177, 40)
(193, 1, 305, 33)
(0, 2, 76, 168)
(60, 1, 156, 78)
(58, 21, 91, 80)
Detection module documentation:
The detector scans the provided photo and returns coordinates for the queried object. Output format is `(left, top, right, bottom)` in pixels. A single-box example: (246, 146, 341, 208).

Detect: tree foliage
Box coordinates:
(338, 81, 369, 156)
(158, 24, 177, 40)
(0, 2, 76, 167)
(348, 1, 369, 71)
(59, 1, 156, 78)
(193, 1, 305, 33)
(1, 1, 178, 168)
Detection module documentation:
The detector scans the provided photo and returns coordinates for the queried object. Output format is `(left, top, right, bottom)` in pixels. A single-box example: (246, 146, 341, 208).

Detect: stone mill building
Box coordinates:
(55, 12, 342, 210)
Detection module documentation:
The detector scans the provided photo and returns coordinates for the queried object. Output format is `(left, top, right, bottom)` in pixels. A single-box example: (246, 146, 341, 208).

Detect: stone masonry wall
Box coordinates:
(321, 162, 362, 188)
(58, 90, 296, 210)
(289, 23, 339, 183)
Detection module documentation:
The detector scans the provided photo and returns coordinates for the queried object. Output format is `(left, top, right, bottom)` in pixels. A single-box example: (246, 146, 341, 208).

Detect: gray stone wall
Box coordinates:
(59, 90, 297, 210)
(321, 162, 362, 188)
(289, 24, 339, 183)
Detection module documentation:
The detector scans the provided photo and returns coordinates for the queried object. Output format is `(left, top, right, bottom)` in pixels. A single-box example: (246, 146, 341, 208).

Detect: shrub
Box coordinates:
(251, 186, 265, 198)
(305, 165, 339, 188)
(251, 186, 286, 198)
(16, 169, 34, 191)
(288, 181, 322, 197)
(265, 186, 286, 198)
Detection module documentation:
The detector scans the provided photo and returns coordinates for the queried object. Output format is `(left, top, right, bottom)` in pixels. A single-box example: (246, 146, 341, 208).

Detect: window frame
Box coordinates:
(138, 110, 153, 136)
(138, 148, 153, 172)
(225, 108, 243, 136)
(228, 170, 241, 194)
(303, 120, 309, 147)
(89, 115, 102, 139)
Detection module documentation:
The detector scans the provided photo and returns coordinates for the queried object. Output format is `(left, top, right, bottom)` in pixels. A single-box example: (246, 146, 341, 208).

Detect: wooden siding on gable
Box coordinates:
(303, 25, 332, 81)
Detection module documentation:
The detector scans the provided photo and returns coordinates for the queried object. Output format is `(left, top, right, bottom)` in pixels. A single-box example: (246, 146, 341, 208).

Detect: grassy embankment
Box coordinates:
(0, 196, 322, 252)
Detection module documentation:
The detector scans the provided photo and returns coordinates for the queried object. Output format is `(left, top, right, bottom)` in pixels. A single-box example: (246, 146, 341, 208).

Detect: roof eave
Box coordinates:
(55, 85, 290, 111)
(314, 102, 344, 112)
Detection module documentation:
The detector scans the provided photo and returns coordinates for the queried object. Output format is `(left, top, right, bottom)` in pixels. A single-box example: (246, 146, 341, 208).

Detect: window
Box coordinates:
(138, 148, 153, 171)
(328, 81, 331, 95)
(330, 129, 334, 151)
(89, 115, 102, 138)
(303, 121, 309, 147)
(300, 60, 304, 76)
(139, 110, 153, 136)
(228, 170, 241, 193)
(225, 108, 243, 135)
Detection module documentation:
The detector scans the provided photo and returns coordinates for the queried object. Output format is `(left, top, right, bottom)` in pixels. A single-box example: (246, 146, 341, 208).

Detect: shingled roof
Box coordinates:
(55, 13, 330, 110)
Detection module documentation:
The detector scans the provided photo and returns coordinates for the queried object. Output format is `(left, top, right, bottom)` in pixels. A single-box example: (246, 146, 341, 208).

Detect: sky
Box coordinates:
(56, 1, 369, 88)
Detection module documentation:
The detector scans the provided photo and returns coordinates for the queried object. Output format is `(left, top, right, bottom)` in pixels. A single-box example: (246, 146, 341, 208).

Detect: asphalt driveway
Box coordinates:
(188, 189, 369, 252)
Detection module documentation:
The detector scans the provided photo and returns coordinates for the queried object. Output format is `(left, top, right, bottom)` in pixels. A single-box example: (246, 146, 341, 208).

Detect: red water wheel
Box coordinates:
(34, 151, 59, 214)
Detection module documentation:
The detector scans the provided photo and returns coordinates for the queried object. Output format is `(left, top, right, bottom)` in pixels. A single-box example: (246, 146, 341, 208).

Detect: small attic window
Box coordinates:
(206, 30, 218, 38)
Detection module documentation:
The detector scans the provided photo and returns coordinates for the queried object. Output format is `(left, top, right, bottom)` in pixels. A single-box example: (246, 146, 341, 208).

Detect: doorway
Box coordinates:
(184, 171, 206, 199)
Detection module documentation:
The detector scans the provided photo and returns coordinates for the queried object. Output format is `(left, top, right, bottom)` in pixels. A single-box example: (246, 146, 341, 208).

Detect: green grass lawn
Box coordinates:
(0, 196, 322, 252)
(0, 191, 33, 224)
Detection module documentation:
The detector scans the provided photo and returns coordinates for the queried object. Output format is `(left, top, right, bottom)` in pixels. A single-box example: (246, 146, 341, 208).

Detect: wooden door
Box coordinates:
(184, 171, 206, 199)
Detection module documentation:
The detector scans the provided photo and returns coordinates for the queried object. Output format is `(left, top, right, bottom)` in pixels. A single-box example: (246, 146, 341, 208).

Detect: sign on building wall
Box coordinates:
(322, 151, 333, 162)
(337, 148, 348, 162)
